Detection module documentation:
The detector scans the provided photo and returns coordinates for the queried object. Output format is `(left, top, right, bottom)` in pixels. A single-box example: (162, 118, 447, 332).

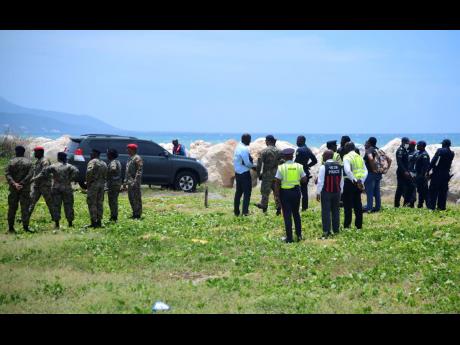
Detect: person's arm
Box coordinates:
(367, 150, 377, 173)
(421, 154, 430, 177)
(135, 157, 143, 184)
(5, 161, 19, 189)
(86, 160, 95, 183)
(343, 159, 356, 182)
(307, 148, 318, 168)
(316, 165, 325, 196)
(71, 165, 80, 182)
(361, 163, 368, 184)
(241, 147, 254, 169)
(340, 170, 344, 194)
(19, 163, 34, 186)
(428, 149, 441, 173)
(274, 168, 282, 201)
(256, 153, 263, 177)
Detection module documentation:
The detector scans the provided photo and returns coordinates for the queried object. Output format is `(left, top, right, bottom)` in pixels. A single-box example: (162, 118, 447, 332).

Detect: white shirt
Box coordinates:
(316, 159, 344, 195)
(275, 160, 306, 180)
(343, 156, 368, 183)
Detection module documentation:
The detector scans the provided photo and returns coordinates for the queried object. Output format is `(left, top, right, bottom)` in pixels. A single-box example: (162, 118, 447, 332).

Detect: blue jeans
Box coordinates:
(364, 172, 382, 211)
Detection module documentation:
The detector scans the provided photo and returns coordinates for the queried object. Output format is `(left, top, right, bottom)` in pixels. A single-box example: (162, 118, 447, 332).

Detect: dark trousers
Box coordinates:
(343, 179, 363, 229)
(234, 171, 252, 215)
(394, 174, 410, 207)
(280, 186, 302, 241)
(300, 180, 309, 210)
(416, 176, 429, 208)
(321, 191, 341, 235)
(405, 177, 417, 207)
(428, 174, 449, 210)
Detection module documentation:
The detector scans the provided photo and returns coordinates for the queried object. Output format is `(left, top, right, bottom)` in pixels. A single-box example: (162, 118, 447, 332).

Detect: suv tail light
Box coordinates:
(74, 148, 85, 161)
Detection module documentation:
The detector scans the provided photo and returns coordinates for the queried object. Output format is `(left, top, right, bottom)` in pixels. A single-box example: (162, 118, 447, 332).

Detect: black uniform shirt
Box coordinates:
(395, 146, 409, 174)
(295, 145, 317, 175)
(414, 150, 430, 177)
(429, 148, 455, 176)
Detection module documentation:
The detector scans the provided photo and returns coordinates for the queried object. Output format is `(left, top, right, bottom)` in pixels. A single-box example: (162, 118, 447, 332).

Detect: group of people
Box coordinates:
(233, 134, 456, 243)
(5, 143, 144, 233)
(5, 134, 456, 241)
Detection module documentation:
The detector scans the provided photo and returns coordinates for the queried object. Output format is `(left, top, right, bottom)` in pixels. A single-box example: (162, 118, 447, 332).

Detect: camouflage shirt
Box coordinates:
(124, 154, 143, 186)
(44, 162, 80, 191)
(256, 145, 281, 178)
(31, 157, 52, 187)
(107, 159, 122, 186)
(86, 158, 108, 185)
(5, 157, 34, 192)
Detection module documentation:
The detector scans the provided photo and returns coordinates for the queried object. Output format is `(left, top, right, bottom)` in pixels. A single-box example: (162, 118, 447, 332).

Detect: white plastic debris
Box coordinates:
(152, 301, 170, 312)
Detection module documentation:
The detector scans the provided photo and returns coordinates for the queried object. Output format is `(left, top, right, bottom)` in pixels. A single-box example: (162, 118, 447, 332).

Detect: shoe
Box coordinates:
(23, 226, 33, 233)
(320, 233, 329, 240)
(89, 221, 97, 228)
(7, 227, 16, 234)
(254, 203, 263, 209)
(109, 217, 117, 222)
(297, 235, 303, 242)
(281, 237, 293, 243)
(96, 220, 102, 228)
(371, 208, 380, 213)
(54, 221, 60, 229)
(68, 221, 73, 227)
(301, 208, 308, 212)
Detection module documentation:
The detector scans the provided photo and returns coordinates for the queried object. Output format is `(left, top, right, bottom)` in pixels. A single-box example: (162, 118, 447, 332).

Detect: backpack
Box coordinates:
(374, 149, 392, 174)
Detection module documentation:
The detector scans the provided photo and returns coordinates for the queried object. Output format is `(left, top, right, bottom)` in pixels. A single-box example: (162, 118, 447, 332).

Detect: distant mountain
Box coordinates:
(0, 96, 119, 136)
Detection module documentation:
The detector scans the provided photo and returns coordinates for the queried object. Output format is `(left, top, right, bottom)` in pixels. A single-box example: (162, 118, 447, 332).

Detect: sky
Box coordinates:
(0, 30, 459, 134)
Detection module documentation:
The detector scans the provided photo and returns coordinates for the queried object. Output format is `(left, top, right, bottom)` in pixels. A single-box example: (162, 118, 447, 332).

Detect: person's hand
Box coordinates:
(316, 194, 320, 202)
(14, 182, 23, 191)
(356, 180, 365, 192)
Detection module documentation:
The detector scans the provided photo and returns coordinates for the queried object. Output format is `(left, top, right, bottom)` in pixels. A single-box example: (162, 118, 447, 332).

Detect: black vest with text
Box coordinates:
(323, 161, 342, 193)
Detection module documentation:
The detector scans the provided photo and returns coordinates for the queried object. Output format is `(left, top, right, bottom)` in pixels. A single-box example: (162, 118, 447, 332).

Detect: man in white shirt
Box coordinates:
(316, 150, 344, 239)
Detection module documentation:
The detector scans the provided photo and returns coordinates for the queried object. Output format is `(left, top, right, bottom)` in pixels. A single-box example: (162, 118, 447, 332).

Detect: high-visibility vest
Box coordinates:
(344, 151, 366, 179)
(279, 162, 304, 189)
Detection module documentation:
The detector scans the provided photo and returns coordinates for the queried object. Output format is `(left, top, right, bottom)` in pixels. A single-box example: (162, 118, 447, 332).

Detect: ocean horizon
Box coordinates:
(13, 131, 460, 149)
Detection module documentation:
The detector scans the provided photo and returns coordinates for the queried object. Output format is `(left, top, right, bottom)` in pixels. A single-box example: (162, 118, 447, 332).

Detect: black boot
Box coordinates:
(89, 221, 97, 228)
(68, 221, 73, 227)
(23, 225, 33, 233)
(109, 216, 117, 222)
(7, 224, 16, 234)
(96, 220, 103, 228)
(276, 207, 281, 216)
(54, 220, 60, 229)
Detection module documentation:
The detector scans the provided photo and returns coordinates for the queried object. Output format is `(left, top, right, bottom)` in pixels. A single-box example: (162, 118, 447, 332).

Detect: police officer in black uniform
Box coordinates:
(427, 139, 455, 211)
(394, 137, 411, 207)
(414, 140, 430, 208)
(294, 135, 318, 211)
(406, 140, 418, 207)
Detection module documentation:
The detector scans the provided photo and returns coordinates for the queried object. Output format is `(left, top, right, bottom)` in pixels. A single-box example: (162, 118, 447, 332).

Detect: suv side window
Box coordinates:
(87, 139, 111, 153)
(138, 141, 165, 156)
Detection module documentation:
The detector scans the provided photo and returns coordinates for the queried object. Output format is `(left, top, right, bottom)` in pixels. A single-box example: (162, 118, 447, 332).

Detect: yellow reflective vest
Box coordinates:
(343, 151, 366, 180)
(278, 162, 304, 189)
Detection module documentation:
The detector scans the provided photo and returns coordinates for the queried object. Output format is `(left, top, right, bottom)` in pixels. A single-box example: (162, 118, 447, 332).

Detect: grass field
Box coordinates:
(0, 157, 459, 313)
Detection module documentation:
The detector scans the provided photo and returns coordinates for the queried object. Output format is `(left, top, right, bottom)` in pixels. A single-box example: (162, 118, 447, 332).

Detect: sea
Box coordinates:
(21, 131, 460, 149)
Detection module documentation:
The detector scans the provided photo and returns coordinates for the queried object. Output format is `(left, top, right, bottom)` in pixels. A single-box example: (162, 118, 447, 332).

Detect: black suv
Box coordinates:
(67, 134, 208, 192)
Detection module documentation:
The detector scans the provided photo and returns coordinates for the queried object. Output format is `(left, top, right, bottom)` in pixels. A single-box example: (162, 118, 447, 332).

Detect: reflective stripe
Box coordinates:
(344, 151, 365, 179)
(280, 163, 303, 189)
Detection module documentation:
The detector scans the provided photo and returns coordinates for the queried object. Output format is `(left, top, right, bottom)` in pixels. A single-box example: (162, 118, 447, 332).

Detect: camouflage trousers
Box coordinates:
(87, 182, 105, 223)
(260, 176, 281, 209)
(51, 188, 74, 222)
(29, 184, 54, 220)
(8, 189, 31, 228)
(128, 183, 142, 217)
(107, 183, 121, 219)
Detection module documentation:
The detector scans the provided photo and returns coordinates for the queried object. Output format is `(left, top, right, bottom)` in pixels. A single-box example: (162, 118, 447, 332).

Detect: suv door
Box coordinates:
(137, 141, 172, 184)
(86, 139, 130, 181)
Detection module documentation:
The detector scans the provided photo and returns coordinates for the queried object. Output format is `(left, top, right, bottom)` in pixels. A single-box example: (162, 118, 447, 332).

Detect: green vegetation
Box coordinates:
(0, 156, 459, 313)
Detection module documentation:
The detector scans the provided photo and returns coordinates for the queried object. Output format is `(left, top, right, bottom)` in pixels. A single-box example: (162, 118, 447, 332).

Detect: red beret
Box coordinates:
(409, 140, 417, 145)
(33, 146, 45, 151)
(127, 143, 138, 150)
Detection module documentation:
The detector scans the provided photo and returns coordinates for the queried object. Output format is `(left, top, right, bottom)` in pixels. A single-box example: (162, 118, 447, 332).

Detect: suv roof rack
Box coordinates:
(81, 134, 138, 139)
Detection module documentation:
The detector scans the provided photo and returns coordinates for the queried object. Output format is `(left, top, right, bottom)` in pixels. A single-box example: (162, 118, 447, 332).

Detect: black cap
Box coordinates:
(442, 139, 451, 147)
(265, 134, 276, 142)
(401, 137, 410, 143)
(417, 140, 426, 147)
(368, 137, 377, 146)
(326, 140, 337, 148)
(282, 148, 295, 155)
(92, 148, 101, 155)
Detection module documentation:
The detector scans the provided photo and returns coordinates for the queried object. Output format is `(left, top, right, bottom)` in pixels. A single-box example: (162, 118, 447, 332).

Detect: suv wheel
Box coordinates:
(175, 171, 197, 192)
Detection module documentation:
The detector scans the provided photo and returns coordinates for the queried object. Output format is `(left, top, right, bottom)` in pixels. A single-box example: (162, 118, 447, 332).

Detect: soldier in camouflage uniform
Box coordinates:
(106, 148, 122, 222)
(43, 152, 80, 228)
(28, 146, 54, 220)
(86, 149, 108, 228)
(255, 135, 282, 214)
(5, 146, 34, 233)
(122, 143, 143, 219)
